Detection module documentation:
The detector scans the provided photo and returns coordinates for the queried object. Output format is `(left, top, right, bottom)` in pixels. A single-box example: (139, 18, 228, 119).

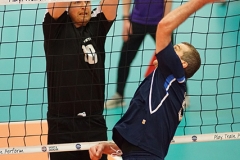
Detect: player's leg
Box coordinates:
(105, 22, 146, 109)
(117, 22, 147, 96)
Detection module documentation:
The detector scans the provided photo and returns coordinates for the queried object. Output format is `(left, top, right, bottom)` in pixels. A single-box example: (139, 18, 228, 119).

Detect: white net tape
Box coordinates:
(0, 141, 105, 155)
(0, 132, 240, 155)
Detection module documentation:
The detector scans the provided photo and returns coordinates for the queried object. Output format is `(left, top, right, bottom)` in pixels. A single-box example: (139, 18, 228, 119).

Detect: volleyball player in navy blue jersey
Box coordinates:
(89, 0, 224, 159)
(42, 1, 118, 160)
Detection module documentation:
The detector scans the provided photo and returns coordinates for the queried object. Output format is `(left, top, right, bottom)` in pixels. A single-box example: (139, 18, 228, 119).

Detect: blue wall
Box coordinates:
(0, 3, 48, 121)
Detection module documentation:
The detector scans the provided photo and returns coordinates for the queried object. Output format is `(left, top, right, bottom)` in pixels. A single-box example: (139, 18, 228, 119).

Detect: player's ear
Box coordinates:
(181, 60, 188, 69)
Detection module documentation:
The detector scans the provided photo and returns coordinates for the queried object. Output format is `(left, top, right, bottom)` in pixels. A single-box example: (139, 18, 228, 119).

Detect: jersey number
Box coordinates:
(82, 44, 98, 64)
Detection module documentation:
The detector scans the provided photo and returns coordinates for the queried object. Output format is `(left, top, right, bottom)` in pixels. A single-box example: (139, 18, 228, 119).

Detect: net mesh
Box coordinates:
(0, 0, 239, 157)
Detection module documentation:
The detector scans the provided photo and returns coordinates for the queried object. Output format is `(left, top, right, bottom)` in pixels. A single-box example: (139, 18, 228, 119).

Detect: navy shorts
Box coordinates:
(122, 151, 163, 160)
(47, 111, 107, 160)
(120, 135, 163, 160)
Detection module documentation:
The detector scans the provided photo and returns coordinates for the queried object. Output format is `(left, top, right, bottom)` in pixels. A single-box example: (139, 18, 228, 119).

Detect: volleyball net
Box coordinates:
(0, 0, 240, 157)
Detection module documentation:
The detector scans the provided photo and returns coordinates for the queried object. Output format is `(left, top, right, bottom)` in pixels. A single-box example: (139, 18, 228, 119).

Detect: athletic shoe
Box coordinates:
(104, 93, 126, 109)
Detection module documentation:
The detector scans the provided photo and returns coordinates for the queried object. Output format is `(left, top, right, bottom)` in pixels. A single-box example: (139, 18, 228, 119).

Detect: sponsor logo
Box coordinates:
(2, 148, 24, 154)
(42, 146, 47, 152)
(192, 135, 197, 142)
(76, 144, 81, 150)
(48, 146, 58, 152)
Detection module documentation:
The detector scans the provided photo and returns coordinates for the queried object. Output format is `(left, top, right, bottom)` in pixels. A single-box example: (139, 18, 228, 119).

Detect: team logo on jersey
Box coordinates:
(82, 37, 98, 64)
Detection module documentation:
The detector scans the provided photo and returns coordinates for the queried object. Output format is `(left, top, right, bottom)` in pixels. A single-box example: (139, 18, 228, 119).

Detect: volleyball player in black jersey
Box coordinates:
(42, 1, 118, 160)
(89, 0, 224, 160)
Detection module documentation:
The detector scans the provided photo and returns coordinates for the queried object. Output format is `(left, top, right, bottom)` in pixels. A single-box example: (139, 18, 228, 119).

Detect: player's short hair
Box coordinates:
(181, 42, 201, 78)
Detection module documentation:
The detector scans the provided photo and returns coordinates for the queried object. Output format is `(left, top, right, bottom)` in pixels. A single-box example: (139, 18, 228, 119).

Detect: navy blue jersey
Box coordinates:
(43, 8, 113, 116)
(113, 43, 187, 159)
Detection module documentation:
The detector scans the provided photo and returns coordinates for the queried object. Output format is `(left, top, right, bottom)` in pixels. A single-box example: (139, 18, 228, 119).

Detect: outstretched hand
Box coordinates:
(200, 0, 225, 3)
(89, 143, 104, 160)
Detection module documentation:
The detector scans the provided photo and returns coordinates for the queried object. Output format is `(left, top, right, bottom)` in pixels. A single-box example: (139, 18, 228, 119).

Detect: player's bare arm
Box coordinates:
(156, 0, 225, 54)
(89, 142, 121, 160)
(100, 0, 119, 21)
(122, 0, 132, 41)
(47, 2, 70, 19)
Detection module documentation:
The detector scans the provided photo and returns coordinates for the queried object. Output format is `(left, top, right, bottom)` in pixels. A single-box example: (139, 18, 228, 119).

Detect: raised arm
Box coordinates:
(47, 2, 70, 19)
(156, 0, 224, 53)
(100, 0, 119, 21)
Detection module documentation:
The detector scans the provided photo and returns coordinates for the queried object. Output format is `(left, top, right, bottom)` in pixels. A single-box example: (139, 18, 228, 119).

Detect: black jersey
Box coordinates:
(113, 43, 187, 159)
(43, 8, 113, 116)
